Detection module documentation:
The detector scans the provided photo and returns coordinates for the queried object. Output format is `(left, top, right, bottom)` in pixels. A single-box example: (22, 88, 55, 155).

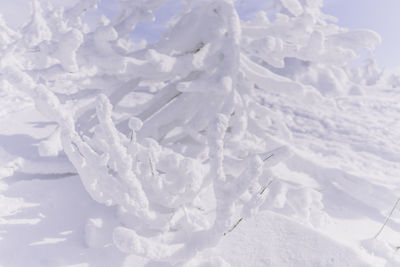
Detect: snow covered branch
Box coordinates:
(0, 0, 387, 265)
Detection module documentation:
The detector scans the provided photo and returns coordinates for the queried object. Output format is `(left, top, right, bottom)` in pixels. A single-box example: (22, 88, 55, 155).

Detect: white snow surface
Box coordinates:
(2, 63, 400, 267)
(1, 1, 400, 267)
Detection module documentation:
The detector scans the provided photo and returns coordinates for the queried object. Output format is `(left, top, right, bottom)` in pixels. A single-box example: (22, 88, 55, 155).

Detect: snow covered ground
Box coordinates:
(2, 70, 400, 266)
(2, 1, 400, 267)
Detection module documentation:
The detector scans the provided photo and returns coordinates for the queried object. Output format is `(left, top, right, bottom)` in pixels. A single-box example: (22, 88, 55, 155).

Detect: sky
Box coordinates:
(323, 0, 400, 68)
(0, 0, 399, 68)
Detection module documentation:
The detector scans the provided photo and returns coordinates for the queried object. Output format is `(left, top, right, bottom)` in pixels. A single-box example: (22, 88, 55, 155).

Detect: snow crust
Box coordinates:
(1, 0, 400, 266)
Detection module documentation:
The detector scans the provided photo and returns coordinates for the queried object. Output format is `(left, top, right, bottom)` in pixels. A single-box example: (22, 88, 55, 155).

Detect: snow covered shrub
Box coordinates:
(0, 0, 383, 265)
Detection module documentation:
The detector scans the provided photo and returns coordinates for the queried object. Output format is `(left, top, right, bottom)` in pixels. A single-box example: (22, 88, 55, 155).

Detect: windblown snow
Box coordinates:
(1, 0, 400, 267)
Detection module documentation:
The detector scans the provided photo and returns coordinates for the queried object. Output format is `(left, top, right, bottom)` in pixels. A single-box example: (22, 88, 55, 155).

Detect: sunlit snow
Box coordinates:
(1, 1, 400, 267)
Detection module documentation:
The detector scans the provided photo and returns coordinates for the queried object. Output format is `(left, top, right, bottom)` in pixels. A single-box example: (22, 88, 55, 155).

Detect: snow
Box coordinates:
(215, 211, 379, 267)
(2, 0, 400, 266)
(4, 78, 400, 266)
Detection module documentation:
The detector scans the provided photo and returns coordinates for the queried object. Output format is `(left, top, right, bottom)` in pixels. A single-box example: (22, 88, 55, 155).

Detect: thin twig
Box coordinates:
(130, 130, 134, 142)
(224, 218, 243, 236)
(259, 179, 275, 195)
(263, 153, 274, 162)
(374, 197, 400, 239)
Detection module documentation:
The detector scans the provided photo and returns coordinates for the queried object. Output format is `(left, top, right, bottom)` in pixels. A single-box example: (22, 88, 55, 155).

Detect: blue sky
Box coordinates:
(323, 0, 400, 68)
(0, 0, 398, 68)
(129, 0, 400, 69)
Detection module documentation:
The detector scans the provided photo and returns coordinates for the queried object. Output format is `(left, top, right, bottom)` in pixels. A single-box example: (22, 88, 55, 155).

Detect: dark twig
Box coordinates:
(259, 179, 275, 195)
(374, 197, 400, 239)
(263, 153, 274, 162)
(224, 218, 243, 236)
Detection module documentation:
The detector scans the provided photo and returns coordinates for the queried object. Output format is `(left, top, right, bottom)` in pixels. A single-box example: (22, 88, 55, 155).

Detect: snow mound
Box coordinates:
(215, 211, 379, 267)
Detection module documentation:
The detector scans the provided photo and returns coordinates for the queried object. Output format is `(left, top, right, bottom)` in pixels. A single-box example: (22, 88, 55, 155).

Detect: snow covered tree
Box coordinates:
(1, 0, 382, 265)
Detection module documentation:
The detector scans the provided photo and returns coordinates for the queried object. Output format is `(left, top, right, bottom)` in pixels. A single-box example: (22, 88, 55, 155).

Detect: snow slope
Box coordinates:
(2, 73, 400, 266)
(2, 1, 400, 267)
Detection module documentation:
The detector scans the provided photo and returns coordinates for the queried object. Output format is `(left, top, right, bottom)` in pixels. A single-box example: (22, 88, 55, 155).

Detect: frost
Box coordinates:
(0, 0, 390, 265)
(280, 0, 303, 16)
(85, 218, 106, 248)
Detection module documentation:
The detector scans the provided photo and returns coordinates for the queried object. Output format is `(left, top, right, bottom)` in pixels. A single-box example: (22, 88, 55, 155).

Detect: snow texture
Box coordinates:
(1, 0, 400, 266)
